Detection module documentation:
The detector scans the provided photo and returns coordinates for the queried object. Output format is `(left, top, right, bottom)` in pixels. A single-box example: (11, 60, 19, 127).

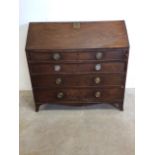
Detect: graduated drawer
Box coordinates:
(33, 87, 124, 103)
(31, 74, 124, 87)
(29, 52, 77, 61)
(28, 50, 127, 61)
(29, 62, 125, 74)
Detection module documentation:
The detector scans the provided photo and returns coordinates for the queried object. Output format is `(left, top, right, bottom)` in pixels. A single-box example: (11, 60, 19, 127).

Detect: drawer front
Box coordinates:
(78, 51, 126, 60)
(29, 52, 77, 61)
(32, 74, 124, 87)
(30, 63, 77, 74)
(30, 62, 125, 74)
(29, 50, 126, 61)
(77, 62, 125, 73)
(34, 87, 124, 103)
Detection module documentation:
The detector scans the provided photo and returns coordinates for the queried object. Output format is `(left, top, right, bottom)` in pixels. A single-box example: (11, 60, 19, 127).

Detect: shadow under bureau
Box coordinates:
(25, 21, 129, 112)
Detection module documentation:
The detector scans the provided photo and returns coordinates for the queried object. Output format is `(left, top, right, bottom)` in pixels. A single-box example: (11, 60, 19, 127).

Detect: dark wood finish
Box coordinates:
(25, 21, 129, 111)
(33, 87, 124, 103)
(29, 62, 125, 74)
(31, 74, 125, 88)
(29, 52, 78, 61)
(26, 21, 129, 50)
(29, 50, 126, 61)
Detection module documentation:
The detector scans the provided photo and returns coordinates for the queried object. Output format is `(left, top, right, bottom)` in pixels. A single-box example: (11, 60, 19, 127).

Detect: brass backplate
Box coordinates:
(73, 22, 80, 29)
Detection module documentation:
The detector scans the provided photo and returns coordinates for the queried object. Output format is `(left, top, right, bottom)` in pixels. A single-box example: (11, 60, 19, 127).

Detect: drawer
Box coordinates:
(29, 50, 127, 61)
(78, 50, 126, 60)
(77, 62, 125, 73)
(30, 62, 125, 74)
(34, 87, 124, 103)
(29, 52, 77, 61)
(31, 74, 124, 87)
(30, 63, 77, 74)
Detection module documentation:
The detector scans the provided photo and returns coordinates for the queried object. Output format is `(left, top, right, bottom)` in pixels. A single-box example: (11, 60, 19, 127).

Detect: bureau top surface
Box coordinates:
(26, 21, 129, 50)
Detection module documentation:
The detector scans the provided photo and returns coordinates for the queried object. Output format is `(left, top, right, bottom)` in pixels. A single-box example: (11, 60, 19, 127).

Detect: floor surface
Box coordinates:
(20, 88, 135, 155)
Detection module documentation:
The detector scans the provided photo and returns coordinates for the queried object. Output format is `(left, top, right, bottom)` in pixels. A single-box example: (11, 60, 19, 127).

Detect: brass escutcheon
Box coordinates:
(96, 52, 103, 60)
(53, 53, 61, 60)
(73, 22, 80, 29)
(57, 92, 64, 99)
(56, 78, 62, 85)
(95, 64, 101, 71)
(94, 77, 101, 84)
(95, 91, 101, 98)
(54, 65, 61, 72)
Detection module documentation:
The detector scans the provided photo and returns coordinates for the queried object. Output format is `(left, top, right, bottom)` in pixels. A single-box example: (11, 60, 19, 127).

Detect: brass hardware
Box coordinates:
(53, 53, 61, 60)
(96, 52, 103, 60)
(95, 91, 101, 98)
(57, 92, 64, 99)
(94, 77, 101, 84)
(95, 64, 101, 71)
(56, 78, 62, 85)
(54, 65, 61, 71)
(73, 22, 80, 29)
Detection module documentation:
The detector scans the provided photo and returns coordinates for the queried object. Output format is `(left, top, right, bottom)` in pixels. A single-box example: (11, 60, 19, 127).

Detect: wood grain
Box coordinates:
(26, 21, 129, 50)
(31, 74, 125, 88)
(25, 21, 129, 111)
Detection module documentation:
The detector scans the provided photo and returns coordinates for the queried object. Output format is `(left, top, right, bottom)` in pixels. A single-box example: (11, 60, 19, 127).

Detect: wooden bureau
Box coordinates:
(25, 21, 129, 112)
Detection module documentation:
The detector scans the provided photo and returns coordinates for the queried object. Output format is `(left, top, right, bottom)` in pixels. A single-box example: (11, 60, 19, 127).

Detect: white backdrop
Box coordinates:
(1, 1, 155, 155)
(19, 0, 137, 90)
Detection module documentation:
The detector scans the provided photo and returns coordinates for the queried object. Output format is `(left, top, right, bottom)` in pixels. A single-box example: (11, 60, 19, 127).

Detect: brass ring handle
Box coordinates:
(95, 91, 101, 98)
(57, 92, 64, 99)
(95, 64, 101, 71)
(54, 65, 61, 72)
(94, 77, 101, 84)
(96, 52, 103, 60)
(56, 78, 62, 85)
(53, 53, 61, 60)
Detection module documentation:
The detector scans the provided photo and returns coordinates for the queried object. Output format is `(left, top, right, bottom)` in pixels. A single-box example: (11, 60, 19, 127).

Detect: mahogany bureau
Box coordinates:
(25, 21, 129, 112)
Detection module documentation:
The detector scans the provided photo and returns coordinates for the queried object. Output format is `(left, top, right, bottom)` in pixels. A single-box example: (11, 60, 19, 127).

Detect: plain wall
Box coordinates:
(19, 0, 135, 90)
